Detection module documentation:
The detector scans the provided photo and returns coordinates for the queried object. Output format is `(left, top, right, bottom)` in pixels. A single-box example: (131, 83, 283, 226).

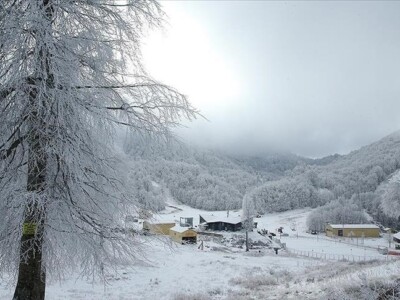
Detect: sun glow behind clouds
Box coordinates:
(142, 3, 242, 114)
(142, 1, 400, 158)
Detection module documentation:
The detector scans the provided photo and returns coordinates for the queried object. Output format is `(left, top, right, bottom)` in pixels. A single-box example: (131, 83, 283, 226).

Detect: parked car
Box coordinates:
(378, 246, 388, 255)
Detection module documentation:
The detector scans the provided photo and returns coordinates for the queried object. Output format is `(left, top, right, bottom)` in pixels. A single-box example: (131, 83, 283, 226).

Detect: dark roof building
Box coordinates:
(199, 214, 243, 232)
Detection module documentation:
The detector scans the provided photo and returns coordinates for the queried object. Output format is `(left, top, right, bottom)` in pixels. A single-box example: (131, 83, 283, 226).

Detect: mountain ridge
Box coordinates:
(123, 130, 400, 228)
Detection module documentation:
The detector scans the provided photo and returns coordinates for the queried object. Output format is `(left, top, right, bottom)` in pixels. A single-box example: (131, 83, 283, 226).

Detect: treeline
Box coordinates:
(127, 158, 258, 211)
(124, 136, 261, 210)
(123, 131, 400, 229)
(249, 132, 400, 228)
(306, 198, 368, 232)
(122, 134, 303, 211)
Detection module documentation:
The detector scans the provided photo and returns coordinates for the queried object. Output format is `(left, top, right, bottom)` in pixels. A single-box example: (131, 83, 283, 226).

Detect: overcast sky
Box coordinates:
(142, 1, 400, 158)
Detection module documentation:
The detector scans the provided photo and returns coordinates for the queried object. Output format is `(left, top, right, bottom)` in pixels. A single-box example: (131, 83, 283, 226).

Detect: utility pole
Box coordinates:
(246, 230, 249, 252)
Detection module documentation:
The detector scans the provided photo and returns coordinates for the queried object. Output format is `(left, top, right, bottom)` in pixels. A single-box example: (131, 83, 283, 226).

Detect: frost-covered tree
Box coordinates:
(380, 182, 400, 219)
(242, 193, 256, 229)
(0, 1, 197, 299)
(306, 198, 368, 232)
(242, 193, 255, 251)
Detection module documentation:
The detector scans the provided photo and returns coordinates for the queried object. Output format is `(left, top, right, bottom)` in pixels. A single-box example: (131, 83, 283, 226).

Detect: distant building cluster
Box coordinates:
(141, 213, 254, 244)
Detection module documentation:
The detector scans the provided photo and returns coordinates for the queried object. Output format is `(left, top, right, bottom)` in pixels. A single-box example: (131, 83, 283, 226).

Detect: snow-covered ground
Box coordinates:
(1, 205, 399, 300)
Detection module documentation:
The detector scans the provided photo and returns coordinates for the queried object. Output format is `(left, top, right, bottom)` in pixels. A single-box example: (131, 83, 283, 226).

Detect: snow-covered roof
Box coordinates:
(200, 214, 243, 225)
(144, 220, 175, 225)
(170, 225, 195, 233)
(393, 232, 400, 240)
(328, 224, 379, 229)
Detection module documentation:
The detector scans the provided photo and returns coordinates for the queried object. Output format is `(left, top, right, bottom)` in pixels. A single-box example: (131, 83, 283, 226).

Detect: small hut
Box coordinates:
(169, 226, 197, 244)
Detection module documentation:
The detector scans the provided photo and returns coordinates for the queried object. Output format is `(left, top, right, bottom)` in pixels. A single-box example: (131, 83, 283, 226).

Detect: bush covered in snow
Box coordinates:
(306, 198, 368, 231)
(325, 275, 400, 300)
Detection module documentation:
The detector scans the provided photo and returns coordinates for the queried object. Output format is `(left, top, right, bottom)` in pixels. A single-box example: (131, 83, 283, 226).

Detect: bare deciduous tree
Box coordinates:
(0, 1, 197, 299)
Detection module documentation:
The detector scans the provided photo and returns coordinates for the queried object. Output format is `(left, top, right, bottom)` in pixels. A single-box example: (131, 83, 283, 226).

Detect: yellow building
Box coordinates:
(325, 224, 380, 238)
(143, 221, 176, 235)
(169, 226, 197, 244)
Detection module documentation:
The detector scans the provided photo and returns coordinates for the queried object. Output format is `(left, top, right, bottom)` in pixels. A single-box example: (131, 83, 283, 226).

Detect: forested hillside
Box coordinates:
(124, 131, 400, 228)
(122, 134, 305, 210)
(248, 131, 400, 228)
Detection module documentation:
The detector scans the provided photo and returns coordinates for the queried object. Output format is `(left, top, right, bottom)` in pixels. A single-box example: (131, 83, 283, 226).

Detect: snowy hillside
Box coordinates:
(123, 135, 307, 211)
(123, 131, 400, 230)
(242, 131, 400, 231)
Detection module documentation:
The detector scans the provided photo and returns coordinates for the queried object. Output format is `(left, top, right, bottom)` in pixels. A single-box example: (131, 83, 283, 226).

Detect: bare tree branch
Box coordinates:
(0, 87, 15, 100)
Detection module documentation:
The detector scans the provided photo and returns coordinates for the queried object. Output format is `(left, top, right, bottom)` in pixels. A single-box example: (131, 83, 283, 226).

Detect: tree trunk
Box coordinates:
(13, 229, 46, 300)
(13, 79, 47, 300)
(13, 125, 47, 300)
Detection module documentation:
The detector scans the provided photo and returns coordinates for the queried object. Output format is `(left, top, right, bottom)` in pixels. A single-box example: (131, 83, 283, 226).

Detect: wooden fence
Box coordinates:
(287, 248, 399, 262)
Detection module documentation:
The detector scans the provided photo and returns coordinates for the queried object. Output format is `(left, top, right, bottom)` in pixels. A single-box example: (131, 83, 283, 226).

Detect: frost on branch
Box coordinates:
(0, 0, 197, 281)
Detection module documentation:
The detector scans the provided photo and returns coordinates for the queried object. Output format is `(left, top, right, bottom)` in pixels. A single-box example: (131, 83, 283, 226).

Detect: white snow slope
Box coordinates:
(1, 206, 399, 300)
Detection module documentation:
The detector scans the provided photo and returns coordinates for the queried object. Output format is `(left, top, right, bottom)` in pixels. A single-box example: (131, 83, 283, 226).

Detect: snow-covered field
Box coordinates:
(1, 204, 399, 300)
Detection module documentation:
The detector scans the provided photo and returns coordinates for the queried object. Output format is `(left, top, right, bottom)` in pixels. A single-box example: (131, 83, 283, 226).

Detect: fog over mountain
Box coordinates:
(122, 130, 400, 229)
(144, 1, 400, 158)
